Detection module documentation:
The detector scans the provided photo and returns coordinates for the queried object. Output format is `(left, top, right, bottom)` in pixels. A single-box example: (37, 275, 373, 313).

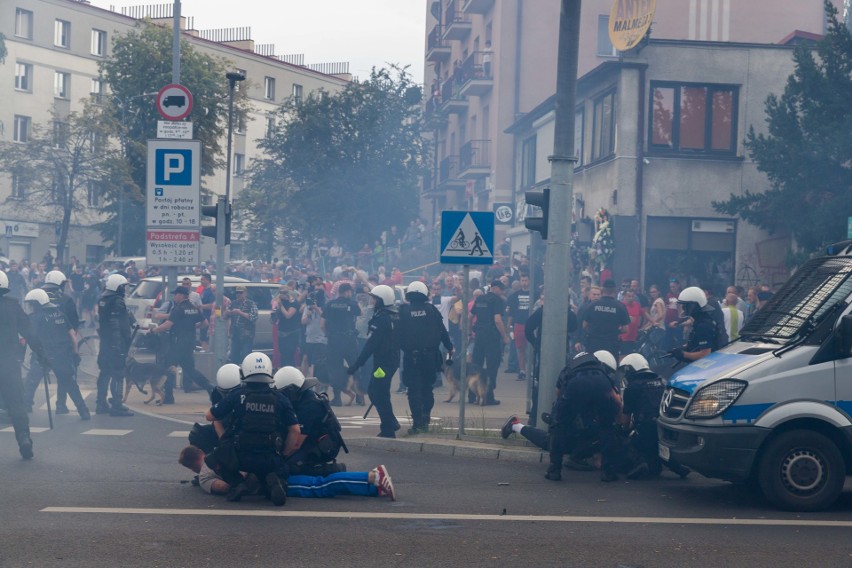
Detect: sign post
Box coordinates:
(440, 211, 494, 437)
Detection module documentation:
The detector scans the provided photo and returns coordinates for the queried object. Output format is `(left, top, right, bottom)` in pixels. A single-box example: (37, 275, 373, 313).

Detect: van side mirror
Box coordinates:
(838, 315, 852, 356)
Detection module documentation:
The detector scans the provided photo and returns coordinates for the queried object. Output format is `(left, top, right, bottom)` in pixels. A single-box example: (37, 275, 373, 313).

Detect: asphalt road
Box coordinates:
(4, 392, 852, 568)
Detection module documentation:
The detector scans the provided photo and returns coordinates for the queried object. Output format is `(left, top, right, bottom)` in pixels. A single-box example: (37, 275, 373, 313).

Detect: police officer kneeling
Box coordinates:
(205, 353, 301, 505)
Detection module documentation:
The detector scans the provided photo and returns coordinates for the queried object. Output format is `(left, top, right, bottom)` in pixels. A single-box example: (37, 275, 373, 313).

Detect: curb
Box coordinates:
(346, 436, 545, 463)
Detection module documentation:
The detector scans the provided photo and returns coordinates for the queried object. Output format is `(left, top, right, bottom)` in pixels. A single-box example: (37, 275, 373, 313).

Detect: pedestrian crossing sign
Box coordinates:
(440, 211, 495, 266)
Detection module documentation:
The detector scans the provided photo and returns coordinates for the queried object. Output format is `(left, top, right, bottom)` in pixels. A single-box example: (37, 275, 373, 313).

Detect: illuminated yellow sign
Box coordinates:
(608, 0, 656, 52)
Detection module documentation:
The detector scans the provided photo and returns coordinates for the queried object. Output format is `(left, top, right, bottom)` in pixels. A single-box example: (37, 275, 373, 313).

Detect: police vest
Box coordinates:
(629, 372, 664, 422)
(38, 307, 71, 349)
(400, 302, 442, 352)
(236, 389, 279, 450)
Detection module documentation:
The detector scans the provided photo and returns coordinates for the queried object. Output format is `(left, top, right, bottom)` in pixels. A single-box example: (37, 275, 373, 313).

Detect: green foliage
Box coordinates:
(242, 66, 426, 258)
(713, 1, 852, 255)
(97, 23, 248, 254)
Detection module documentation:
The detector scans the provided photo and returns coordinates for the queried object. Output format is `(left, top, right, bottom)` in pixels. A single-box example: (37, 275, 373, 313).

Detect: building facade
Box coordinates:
(0, 0, 348, 266)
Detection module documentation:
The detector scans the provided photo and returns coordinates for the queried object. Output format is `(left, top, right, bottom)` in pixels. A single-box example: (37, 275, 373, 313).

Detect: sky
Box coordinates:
(91, 0, 427, 82)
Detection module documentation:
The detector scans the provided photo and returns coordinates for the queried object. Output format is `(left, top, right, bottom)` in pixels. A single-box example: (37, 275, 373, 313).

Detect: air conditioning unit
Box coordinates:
(692, 220, 734, 233)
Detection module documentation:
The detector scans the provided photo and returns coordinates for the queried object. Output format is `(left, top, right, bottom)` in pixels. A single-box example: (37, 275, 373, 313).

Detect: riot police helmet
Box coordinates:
(240, 352, 274, 383)
(677, 286, 707, 308)
(618, 353, 650, 375)
(0, 271, 8, 295)
(593, 350, 618, 373)
(45, 270, 67, 287)
(105, 273, 129, 292)
(215, 363, 242, 392)
(273, 366, 305, 392)
(370, 284, 396, 310)
(25, 288, 51, 306)
(405, 280, 429, 302)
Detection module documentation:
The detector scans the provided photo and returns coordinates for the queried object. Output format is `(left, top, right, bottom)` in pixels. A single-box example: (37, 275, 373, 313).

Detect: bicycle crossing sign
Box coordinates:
(440, 211, 494, 266)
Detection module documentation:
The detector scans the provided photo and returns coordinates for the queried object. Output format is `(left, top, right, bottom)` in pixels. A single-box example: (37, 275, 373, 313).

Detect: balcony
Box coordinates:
(440, 77, 468, 114)
(439, 155, 466, 190)
(459, 139, 491, 178)
(458, 51, 494, 97)
(424, 95, 448, 129)
(426, 24, 451, 62)
(443, 0, 472, 41)
(463, 0, 495, 14)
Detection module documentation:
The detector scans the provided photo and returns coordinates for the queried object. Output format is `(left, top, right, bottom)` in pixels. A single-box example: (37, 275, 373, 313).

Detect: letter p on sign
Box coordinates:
(155, 149, 192, 185)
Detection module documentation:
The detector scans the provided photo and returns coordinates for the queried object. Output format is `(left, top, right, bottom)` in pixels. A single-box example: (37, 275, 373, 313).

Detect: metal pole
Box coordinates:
(213, 196, 227, 363)
(225, 79, 236, 204)
(457, 265, 470, 437)
(165, 0, 182, 318)
(537, 0, 581, 422)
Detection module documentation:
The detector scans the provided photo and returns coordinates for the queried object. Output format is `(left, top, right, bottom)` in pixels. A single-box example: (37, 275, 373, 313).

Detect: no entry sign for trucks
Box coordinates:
(157, 84, 193, 121)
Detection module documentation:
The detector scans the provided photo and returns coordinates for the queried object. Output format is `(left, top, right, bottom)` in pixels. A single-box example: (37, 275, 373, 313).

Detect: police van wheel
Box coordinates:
(757, 430, 845, 512)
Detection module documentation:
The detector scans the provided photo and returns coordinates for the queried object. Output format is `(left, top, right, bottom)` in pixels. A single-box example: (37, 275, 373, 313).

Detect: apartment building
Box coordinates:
(423, 0, 842, 286)
(0, 0, 348, 265)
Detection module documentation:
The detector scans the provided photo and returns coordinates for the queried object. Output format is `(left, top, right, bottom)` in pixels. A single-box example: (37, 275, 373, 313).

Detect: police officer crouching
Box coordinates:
(189, 363, 242, 454)
(273, 366, 348, 475)
(205, 353, 300, 505)
(398, 281, 453, 435)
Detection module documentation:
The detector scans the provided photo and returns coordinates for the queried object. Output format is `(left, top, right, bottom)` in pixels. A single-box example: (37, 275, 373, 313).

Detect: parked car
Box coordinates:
(126, 274, 247, 329)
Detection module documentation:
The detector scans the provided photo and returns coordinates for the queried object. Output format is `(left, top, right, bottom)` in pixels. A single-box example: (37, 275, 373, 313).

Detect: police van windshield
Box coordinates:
(740, 256, 852, 341)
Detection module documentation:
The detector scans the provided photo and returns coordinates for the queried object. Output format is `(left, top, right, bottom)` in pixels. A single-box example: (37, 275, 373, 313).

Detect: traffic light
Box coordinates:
(524, 188, 550, 239)
(201, 201, 231, 245)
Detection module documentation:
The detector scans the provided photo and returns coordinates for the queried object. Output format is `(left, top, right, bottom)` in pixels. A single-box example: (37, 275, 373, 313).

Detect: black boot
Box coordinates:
(545, 463, 562, 481)
(96, 400, 110, 414)
(265, 473, 287, 506)
(19, 439, 34, 460)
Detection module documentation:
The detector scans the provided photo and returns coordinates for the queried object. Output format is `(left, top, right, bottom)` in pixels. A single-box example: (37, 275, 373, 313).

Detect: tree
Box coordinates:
(97, 23, 248, 255)
(0, 103, 129, 267)
(713, 1, 852, 258)
(243, 66, 426, 259)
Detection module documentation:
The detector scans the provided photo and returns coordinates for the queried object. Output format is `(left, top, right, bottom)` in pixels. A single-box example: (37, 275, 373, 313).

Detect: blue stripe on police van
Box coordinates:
(722, 403, 773, 424)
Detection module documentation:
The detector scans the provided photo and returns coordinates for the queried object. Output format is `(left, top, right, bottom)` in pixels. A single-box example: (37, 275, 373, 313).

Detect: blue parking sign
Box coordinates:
(155, 149, 192, 185)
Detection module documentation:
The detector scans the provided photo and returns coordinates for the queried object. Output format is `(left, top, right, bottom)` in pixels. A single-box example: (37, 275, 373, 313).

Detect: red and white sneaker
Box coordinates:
(376, 464, 396, 501)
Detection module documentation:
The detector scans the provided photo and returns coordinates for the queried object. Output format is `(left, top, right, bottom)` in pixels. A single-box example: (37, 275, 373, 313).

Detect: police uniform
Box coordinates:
(165, 298, 210, 394)
(28, 302, 90, 419)
(286, 386, 346, 475)
(470, 289, 505, 403)
(398, 296, 453, 432)
(0, 292, 45, 458)
(622, 369, 665, 475)
(685, 310, 716, 354)
(42, 283, 80, 411)
(96, 288, 133, 413)
(349, 308, 400, 438)
(580, 296, 630, 358)
(323, 294, 361, 405)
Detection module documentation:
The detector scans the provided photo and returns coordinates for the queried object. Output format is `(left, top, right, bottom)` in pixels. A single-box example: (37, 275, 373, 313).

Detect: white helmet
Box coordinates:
(405, 280, 429, 300)
(618, 353, 650, 374)
(45, 270, 67, 286)
(216, 363, 242, 392)
(241, 352, 274, 383)
(273, 366, 305, 391)
(370, 284, 395, 309)
(593, 350, 617, 372)
(0, 271, 8, 293)
(677, 286, 707, 308)
(105, 273, 129, 292)
(25, 288, 51, 306)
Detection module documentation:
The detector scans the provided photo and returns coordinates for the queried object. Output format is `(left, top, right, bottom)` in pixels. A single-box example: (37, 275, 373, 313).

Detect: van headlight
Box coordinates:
(685, 380, 747, 419)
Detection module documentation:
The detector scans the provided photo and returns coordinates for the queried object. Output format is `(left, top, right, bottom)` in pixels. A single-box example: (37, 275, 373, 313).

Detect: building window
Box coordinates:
(292, 83, 303, 101)
(520, 136, 536, 189)
(91, 29, 107, 56)
(15, 62, 33, 91)
(15, 9, 33, 39)
(597, 16, 617, 57)
(13, 115, 31, 143)
(574, 108, 585, 167)
(55, 71, 70, 99)
(265, 116, 276, 138)
(53, 120, 69, 148)
(591, 90, 616, 161)
(52, 177, 68, 204)
(234, 153, 245, 176)
(55, 20, 71, 48)
(11, 173, 28, 199)
(87, 182, 102, 207)
(650, 81, 738, 154)
(264, 77, 276, 100)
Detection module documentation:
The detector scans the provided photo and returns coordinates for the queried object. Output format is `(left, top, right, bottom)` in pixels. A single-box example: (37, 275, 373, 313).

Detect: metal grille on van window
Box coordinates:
(740, 257, 852, 340)
(661, 387, 690, 419)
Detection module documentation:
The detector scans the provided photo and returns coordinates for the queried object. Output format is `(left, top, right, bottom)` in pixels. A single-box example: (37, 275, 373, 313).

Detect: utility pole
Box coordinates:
(165, 0, 182, 311)
(537, 0, 581, 421)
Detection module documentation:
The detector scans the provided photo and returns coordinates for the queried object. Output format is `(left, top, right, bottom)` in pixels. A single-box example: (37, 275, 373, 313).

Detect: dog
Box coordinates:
(444, 365, 488, 406)
(123, 357, 169, 406)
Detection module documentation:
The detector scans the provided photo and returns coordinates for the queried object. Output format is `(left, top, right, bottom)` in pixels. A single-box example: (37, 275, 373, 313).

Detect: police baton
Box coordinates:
(363, 403, 374, 420)
(41, 366, 54, 430)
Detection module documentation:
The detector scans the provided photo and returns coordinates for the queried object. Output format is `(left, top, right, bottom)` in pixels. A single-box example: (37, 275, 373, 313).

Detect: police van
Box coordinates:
(658, 240, 852, 511)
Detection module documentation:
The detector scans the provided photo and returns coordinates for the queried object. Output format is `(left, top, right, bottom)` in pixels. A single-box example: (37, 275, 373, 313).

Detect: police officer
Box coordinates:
(348, 285, 400, 438)
(205, 353, 301, 506)
(580, 279, 630, 359)
(470, 280, 510, 405)
(322, 283, 361, 407)
(41, 270, 81, 413)
(546, 351, 623, 482)
(0, 270, 48, 459)
(670, 286, 716, 363)
(151, 286, 212, 400)
(24, 289, 90, 420)
(189, 363, 242, 454)
(274, 366, 347, 475)
(398, 281, 453, 435)
(96, 274, 134, 417)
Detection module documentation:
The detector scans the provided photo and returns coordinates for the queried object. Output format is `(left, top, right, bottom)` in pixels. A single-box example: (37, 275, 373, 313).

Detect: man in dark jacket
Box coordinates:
(96, 274, 134, 416)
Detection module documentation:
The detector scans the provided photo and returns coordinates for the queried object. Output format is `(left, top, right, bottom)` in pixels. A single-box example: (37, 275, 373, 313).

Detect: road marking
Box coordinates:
(1, 427, 50, 433)
(124, 405, 196, 426)
(168, 431, 190, 438)
(82, 429, 133, 436)
(38, 507, 852, 527)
